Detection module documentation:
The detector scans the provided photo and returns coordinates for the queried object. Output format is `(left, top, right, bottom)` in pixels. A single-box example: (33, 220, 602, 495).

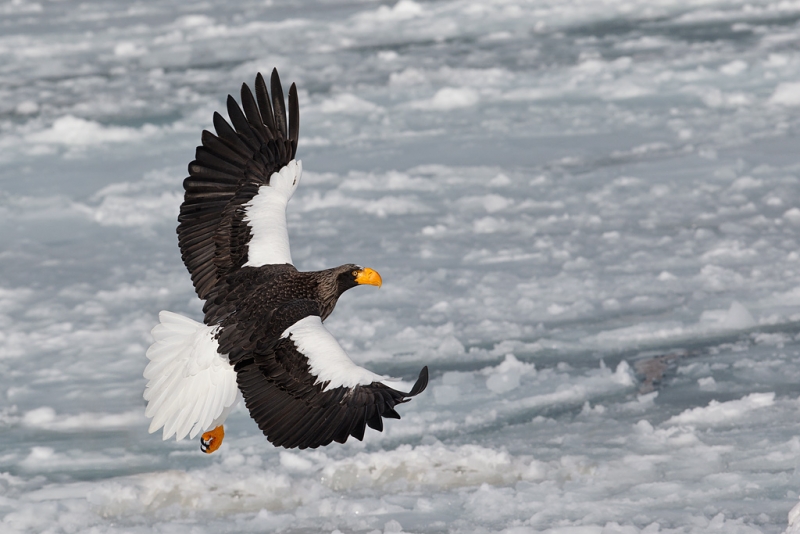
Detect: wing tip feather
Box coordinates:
(408, 366, 429, 397)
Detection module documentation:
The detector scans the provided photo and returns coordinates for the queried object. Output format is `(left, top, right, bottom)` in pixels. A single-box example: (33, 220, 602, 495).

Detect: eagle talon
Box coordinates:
(200, 425, 225, 454)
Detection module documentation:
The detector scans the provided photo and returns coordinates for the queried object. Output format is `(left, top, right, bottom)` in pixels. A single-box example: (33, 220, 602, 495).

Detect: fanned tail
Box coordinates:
(143, 311, 240, 440)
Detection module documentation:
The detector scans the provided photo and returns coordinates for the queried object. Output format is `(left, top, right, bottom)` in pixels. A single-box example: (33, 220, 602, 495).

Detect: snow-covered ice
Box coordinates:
(2, 0, 800, 532)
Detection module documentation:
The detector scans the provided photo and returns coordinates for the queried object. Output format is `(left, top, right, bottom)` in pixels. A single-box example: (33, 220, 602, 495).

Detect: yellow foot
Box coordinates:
(200, 425, 225, 454)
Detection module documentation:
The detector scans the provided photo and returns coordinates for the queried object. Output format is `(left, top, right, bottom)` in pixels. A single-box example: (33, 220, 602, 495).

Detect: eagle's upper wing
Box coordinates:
(231, 314, 429, 449)
(177, 69, 300, 301)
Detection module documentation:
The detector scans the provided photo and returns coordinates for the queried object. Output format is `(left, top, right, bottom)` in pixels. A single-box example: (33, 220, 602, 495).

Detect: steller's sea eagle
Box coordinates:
(143, 69, 428, 453)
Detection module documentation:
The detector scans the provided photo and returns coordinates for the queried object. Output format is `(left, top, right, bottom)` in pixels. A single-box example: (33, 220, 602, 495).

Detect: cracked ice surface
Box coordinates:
(3, 0, 800, 532)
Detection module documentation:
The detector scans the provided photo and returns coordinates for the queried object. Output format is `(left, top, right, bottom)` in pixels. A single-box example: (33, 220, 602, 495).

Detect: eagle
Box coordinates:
(143, 69, 428, 453)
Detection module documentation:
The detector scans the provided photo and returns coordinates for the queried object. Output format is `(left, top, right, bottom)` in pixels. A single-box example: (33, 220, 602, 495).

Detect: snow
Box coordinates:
(25, 115, 159, 147)
(770, 83, 800, 107)
(664, 392, 776, 427)
(3, 0, 800, 532)
(411, 88, 480, 111)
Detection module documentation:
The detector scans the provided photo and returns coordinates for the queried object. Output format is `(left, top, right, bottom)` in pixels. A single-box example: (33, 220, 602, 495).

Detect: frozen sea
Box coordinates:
(2, 0, 800, 532)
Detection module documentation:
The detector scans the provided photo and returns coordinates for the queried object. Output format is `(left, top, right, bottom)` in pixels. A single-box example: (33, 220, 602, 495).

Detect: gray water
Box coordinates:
(2, 1, 800, 532)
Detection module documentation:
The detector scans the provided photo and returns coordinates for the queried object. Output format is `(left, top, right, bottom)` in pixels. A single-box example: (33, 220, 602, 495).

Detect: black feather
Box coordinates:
(255, 72, 276, 132)
(270, 68, 287, 138)
(288, 82, 299, 154)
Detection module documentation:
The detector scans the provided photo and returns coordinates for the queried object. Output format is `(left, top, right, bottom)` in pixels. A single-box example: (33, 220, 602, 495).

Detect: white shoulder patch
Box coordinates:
(143, 311, 240, 441)
(281, 315, 386, 391)
(243, 159, 302, 267)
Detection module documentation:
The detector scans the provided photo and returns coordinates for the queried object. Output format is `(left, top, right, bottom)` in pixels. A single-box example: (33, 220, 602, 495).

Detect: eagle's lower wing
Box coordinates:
(233, 315, 428, 449)
(177, 69, 300, 301)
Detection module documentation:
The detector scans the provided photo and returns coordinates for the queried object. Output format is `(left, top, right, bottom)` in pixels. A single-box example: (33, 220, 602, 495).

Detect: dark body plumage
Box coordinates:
(172, 69, 428, 449)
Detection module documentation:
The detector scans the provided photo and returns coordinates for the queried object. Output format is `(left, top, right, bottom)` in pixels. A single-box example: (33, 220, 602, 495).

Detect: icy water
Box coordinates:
(2, 0, 800, 532)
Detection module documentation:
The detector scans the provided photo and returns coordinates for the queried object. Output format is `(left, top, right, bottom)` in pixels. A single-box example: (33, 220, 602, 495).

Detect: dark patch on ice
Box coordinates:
(634, 351, 685, 394)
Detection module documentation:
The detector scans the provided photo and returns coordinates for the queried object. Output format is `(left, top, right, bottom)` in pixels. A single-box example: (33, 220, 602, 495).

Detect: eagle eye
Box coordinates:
(352, 270, 358, 277)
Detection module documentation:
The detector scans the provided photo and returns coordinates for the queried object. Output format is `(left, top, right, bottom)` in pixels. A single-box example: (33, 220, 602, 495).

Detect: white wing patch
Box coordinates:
(243, 159, 302, 267)
(143, 311, 240, 441)
(281, 315, 388, 391)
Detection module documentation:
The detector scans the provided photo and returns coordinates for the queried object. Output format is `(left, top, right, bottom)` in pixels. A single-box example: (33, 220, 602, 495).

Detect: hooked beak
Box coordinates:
(355, 267, 382, 287)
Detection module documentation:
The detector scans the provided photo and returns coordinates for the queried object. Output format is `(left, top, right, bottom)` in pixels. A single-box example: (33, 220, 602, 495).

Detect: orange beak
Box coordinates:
(355, 267, 382, 287)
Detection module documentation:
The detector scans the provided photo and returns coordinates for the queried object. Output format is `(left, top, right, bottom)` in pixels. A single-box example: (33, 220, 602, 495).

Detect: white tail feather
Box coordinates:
(144, 311, 240, 441)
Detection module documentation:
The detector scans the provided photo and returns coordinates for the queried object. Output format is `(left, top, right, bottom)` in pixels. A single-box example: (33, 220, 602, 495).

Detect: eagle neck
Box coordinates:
(316, 270, 340, 321)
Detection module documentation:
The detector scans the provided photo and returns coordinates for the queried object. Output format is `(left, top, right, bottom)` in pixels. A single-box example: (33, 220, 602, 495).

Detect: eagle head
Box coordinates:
(335, 264, 382, 296)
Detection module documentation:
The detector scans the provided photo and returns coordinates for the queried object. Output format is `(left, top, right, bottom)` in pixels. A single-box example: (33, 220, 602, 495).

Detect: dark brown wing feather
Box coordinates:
(177, 69, 300, 301)
(234, 336, 429, 449)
